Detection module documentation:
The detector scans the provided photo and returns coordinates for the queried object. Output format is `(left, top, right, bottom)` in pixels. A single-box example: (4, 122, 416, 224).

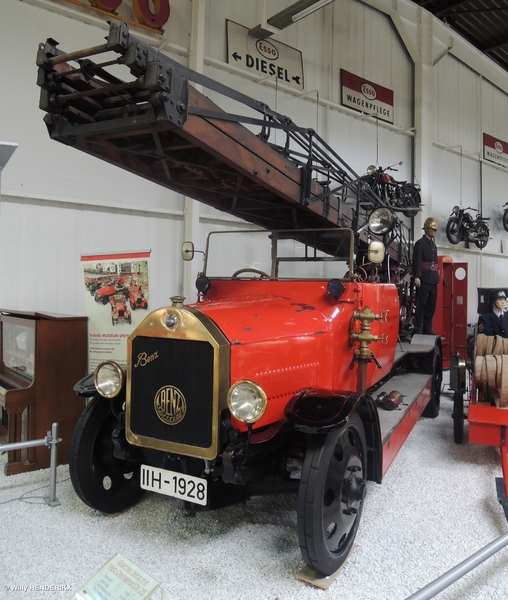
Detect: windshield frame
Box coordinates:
(202, 228, 355, 281)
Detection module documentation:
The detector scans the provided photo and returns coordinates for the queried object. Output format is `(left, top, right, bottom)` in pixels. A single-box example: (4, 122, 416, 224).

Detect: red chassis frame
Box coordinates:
(468, 397, 508, 505)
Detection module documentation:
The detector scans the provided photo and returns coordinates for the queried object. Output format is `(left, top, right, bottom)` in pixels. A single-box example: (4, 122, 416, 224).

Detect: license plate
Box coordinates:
(140, 464, 207, 506)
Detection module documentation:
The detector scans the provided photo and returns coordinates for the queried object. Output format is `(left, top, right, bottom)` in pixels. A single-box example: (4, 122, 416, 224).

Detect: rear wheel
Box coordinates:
(474, 223, 489, 249)
(453, 391, 464, 444)
(503, 210, 508, 233)
(400, 184, 421, 217)
(297, 412, 367, 576)
(422, 345, 442, 418)
(70, 397, 145, 514)
(446, 217, 463, 245)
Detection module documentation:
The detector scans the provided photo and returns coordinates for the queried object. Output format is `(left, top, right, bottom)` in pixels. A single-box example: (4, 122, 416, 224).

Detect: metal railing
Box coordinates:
(406, 531, 508, 600)
(0, 422, 61, 506)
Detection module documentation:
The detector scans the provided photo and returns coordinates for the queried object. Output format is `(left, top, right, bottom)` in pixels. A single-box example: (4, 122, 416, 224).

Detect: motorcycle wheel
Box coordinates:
(446, 217, 463, 245)
(400, 184, 421, 217)
(475, 223, 490, 249)
(503, 210, 508, 233)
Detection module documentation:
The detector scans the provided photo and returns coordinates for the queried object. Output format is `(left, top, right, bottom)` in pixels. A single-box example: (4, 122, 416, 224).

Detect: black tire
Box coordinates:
(453, 391, 464, 444)
(400, 184, 421, 217)
(69, 397, 145, 514)
(503, 210, 508, 233)
(446, 217, 463, 245)
(422, 345, 442, 418)
(474, 224, 489, 249)
(297, 412, 367, 576)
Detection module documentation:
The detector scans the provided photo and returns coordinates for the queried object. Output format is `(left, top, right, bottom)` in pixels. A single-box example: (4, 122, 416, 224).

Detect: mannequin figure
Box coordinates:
(413, 217, 439, 336)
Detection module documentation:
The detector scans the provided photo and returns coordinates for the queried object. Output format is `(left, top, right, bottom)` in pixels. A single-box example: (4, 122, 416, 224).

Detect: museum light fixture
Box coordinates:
(249, 0, 335, 39)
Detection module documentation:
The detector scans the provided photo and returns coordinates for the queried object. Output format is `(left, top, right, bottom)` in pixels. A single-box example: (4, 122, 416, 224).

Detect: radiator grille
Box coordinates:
(129, 336, 214, 449)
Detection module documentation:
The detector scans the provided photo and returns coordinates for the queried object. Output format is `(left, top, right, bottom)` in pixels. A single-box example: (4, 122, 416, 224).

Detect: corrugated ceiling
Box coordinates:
(414, 0, 508, 73)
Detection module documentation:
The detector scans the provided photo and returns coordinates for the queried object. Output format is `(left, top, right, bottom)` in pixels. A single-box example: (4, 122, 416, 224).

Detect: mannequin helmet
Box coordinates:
(423, 217, 438, 231)
(489, 289, 507, 304)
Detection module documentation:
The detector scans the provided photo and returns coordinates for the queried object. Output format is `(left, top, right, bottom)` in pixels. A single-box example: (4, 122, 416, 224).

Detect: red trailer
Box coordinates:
(451, 290, 508, 520)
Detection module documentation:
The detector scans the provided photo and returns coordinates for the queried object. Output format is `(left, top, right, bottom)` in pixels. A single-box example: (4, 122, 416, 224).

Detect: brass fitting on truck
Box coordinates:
(350, 307, 387, 350)
(349, 306, 389, 392)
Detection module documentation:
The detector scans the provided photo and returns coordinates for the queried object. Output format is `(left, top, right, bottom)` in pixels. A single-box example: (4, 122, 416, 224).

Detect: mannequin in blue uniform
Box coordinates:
(478, 289, 508, 337)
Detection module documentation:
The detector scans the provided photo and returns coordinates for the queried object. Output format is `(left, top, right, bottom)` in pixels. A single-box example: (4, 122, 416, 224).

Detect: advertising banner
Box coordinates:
(81, 251, 150, 372)
(483, 133, 508, 168)
(341, 70, 394, 124)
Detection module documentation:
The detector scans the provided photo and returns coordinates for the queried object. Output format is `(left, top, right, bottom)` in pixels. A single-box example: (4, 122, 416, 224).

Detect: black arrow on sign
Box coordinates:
(232, 52, 242, 61)
(293, 76, 301, 84)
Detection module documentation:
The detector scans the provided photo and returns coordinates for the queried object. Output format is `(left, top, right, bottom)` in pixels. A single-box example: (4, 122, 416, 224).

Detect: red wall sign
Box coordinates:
(340, 70, 394, 124)
(60, 0, 171, 31)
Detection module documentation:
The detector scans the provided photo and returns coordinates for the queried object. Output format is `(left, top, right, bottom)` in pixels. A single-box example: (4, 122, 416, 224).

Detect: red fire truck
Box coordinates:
(37, 22, 457, 577)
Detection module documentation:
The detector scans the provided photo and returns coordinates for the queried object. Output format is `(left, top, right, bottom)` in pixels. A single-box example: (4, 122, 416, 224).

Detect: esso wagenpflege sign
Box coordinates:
(341, 70, 394, 124)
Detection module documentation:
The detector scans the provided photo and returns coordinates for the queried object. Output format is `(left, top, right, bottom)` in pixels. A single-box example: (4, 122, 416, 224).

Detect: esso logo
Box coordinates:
(256, 40, 279, 60)
(361, 83, 377, 100)
(495, 141, 504, 154)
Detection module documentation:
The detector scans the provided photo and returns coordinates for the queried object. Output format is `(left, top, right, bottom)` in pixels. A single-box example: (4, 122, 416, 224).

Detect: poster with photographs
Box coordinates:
(81, 251, 150, 372)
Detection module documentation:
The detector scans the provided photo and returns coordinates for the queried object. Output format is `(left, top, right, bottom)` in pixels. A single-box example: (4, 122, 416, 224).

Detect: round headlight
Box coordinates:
(452, 205, 460, 214)
(366, 164, 377, 176)
(94, 361, 124, 398)
(368, 207, 395, 235)
(228, 380, 267, 424)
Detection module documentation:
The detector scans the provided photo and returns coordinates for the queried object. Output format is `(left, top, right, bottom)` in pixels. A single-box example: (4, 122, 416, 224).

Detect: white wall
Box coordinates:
(1, 0, 508, 323)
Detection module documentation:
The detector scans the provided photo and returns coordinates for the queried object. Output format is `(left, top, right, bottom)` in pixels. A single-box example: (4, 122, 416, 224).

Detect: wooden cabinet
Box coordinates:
(0, 310, 87, 475)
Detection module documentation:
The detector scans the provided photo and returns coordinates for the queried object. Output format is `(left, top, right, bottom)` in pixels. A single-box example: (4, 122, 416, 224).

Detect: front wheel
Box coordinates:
(297, 412, 367, 576)
(69, 397, 145, 514)
(446, 217, 463, 245)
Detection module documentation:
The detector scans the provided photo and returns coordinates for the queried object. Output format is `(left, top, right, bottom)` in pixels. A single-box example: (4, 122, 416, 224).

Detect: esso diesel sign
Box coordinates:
(85, 0, 170, 29)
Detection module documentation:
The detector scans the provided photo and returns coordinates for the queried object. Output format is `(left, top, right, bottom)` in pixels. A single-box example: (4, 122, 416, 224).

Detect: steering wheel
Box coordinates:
(232, 268, 270, 279)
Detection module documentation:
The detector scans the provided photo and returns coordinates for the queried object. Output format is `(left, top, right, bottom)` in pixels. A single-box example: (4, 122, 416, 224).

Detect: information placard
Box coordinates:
(69, 553, 161, 600)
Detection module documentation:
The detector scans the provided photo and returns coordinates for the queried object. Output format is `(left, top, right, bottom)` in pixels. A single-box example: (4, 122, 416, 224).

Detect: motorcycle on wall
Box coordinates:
(445, 205, 490, 249)
(361, 162, 421, 217)
(503, 202, 508, 232)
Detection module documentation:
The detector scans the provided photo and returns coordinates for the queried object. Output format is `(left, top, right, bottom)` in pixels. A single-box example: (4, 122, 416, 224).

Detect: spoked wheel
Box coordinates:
(453, 391, 465, 444)
(474, 224, 489, 249)
(503, 210, 508, 233)
(446, 217, 463, 245)
(422, 345, 442, 418)
(297, 412, 367, 576)
(70, 396, 145, 514)
(400, 184, 421, 218)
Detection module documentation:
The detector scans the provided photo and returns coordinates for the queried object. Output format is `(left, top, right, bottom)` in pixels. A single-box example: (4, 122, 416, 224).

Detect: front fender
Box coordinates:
(73, 373, 97, 398)
(285, 389, 382, 483)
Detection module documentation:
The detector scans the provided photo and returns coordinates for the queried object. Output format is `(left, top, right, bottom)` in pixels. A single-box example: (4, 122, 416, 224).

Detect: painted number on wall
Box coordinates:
(89, 0, 170, 28)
